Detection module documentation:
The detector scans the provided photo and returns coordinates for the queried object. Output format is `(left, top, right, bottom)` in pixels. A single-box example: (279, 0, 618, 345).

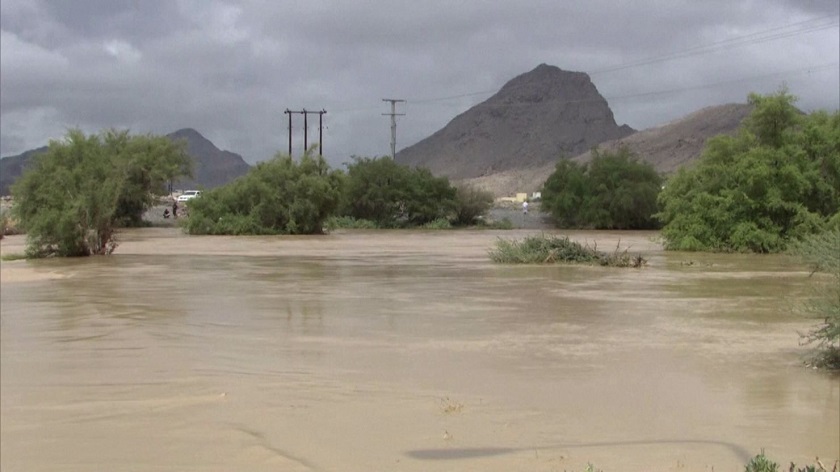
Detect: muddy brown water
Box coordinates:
(1, 228, 837, 472)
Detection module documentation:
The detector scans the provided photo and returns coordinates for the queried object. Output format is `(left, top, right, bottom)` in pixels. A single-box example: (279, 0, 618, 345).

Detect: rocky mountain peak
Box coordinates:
(395, 64, 634, 179)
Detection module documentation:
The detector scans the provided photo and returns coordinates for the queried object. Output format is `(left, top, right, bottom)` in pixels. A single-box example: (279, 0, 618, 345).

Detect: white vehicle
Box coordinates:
(177, 190, 201, 202)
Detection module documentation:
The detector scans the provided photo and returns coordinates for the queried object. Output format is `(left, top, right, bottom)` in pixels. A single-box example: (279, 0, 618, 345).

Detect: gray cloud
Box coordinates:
(2, 0, 838, 166)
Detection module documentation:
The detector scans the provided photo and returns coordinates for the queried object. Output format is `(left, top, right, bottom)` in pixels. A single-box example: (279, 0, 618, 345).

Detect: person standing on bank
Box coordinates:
(173, 200, 179, 218)
(522, 201, 529, 215)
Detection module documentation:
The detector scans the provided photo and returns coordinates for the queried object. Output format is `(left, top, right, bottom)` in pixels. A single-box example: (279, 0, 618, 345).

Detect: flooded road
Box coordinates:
(1, 228, 838, 471)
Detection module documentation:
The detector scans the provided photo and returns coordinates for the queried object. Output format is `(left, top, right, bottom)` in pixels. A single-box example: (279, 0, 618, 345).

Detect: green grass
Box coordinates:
(478, 217, 514, 230)
(421, 218, 452, 230)
(1, 253, 28, 261)
(323, 216, 379, 231)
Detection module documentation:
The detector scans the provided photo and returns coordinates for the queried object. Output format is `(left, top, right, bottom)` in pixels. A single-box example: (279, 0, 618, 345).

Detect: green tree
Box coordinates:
(184, 150, 343, 235)
(587, 147, 662, 229)
(342, 156, 410, 226)
(541, 147, 662, 229)
(11, 129, 190, 257)
(402, 167, 457, 225)
(657, 89, 840, 252)
(541, 159, 591, 227)
(105, 130, 192, 226)
(342, 157, 457, 227)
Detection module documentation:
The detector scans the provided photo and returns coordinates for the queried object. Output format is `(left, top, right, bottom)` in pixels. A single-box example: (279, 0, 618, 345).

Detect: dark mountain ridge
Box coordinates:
(395, 64, 635, 179)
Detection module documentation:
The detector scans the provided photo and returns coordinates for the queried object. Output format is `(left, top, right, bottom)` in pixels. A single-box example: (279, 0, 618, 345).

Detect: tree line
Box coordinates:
(540, 88, 839, 252)
(10, 138, 495, 255)
(10, 89, 838, 257)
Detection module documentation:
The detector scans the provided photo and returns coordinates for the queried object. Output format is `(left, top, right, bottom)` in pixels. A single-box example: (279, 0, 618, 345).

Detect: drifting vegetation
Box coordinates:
(657, 89, 840, 253)
(11, 129, 191, 257)
(541, 146, 662, 229)
(489, 234, 646, 267)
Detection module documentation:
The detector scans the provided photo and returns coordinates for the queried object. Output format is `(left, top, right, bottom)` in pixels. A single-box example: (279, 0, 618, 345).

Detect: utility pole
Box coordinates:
(284, 109, 327, 156)
(284, 109, 294, 156)
(382, 99, 405, 159)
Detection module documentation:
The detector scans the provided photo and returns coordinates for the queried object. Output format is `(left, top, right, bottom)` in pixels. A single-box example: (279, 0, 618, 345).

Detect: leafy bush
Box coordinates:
(185, 151, 343, 235)
(790, 228, 840, 369)
(658, 89, 840, 253)
(541, 147, 662, 229)
(11, 129, 190, 257)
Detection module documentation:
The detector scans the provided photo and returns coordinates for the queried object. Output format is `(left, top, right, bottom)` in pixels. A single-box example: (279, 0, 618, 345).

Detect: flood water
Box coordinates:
(1, 228, 838, 471)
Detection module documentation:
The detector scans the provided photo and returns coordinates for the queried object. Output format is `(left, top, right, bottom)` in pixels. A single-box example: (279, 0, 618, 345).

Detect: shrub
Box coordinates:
(185, 151, 343, 235)
(658, 89, 840, 253)
(542, 147, 662, 229)
(11, 129, 190, 257)
(745, 451, 779, 472)
(489, 234, 647, 266)
(790, 228, 840, 369)
(342, 157, 457, 227)
(484, 217, 514, 230)
(452, 184, 494, 226)
(323, 216, 379, 230)
(421, 218, 452, 229)
(744, 450, 835, 472)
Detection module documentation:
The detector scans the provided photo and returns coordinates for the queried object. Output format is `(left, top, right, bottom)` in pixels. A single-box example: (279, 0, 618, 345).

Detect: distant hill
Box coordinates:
(0, 129, 251, 195)
(460, 103, 754, 196)
(395, 63, 635, 179)
(166, 128, 251, 190)
(0, 146, 48, 196)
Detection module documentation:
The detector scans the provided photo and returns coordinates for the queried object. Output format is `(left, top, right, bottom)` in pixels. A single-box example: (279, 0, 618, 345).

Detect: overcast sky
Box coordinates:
(1, 0, 838, 167)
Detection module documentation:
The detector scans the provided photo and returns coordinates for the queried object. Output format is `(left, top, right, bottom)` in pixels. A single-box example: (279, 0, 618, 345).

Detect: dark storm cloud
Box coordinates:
(1, 0, 838, 165)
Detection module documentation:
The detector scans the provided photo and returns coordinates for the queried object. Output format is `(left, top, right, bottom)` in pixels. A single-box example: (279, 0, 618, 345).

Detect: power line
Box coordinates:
(322, 14, 838, 116)
(589, 14, 838, 75)
(403, 14, 838, 106)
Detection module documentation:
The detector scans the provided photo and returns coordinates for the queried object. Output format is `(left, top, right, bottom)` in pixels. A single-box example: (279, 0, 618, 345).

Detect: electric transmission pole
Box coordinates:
(382, 99, 405, 159)
(284, 109, 327, 156)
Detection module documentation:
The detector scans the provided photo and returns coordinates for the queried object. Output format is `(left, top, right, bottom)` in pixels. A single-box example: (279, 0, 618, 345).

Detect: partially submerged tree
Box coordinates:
(657, 89, 840, 252)
(341, 157, 457, 227)
(452, 184, 494, 226)
(184, 150, 344, 235)
(11, 129, 190, 257)
(106, 130, 193, 226)
(541, 147, 662, 229)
